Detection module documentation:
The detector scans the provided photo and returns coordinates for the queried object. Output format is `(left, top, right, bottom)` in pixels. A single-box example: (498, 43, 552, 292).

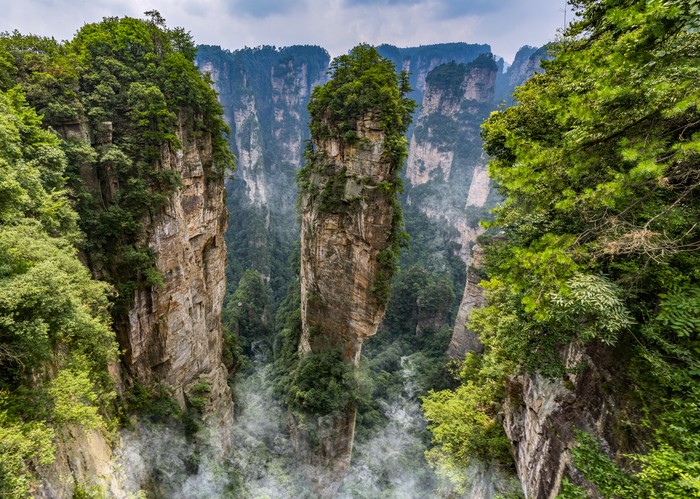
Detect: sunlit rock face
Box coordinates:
(403, 58, 498, 364)
(123, 116, 233, 431)
(295, 113, 399, 491)
(299, 114, 396, 365)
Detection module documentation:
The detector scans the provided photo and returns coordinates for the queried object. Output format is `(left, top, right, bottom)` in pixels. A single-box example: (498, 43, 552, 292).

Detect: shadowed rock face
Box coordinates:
(503, 343, 644, 498)
(41, 112, 233, 495)
(447, 244, 486, 360)
(61, 114, 233, 428)
(124, 116, 233, 430)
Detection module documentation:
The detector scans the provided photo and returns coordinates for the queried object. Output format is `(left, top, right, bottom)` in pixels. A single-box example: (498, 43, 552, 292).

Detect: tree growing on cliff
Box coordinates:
(423, 0, 700, 494)
(1, 14, 234, 318)
(0, 86, 117, 498)
(299, 44, 415, 307)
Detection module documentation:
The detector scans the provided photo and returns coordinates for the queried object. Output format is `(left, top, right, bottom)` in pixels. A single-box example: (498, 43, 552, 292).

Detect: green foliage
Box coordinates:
(198, 44, 328, 308)
(289, 350, 357, 414)
(222, 269, 271, 371)
(568, 431, 638, 496)
(187, 379, 211, 413)
(308, 43, 414, 150)
(0, 412, 55, 498)
(422, 353, 513, 488)
(424, 55, 497, 99)
(49, 368, 106, 430)
(425, 0, 700, 492)
(0, 86, 117, 495)
(125, 382, 182, 424)
(1, 13, 234, 320)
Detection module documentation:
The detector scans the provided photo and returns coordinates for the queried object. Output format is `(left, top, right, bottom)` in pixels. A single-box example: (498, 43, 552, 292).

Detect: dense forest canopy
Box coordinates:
(423, 0, 700, 495)
(0, 13, 232, 496)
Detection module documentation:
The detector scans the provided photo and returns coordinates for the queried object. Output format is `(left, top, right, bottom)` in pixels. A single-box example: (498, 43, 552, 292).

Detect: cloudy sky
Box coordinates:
(0, 0, 573, 63)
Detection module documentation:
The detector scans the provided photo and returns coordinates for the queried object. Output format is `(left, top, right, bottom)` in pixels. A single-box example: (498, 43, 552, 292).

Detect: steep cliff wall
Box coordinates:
(401, 57, 499, 364)
(376, 43, 494, 107)
(38, 113, 234, 498)
(299, 113, 397, 365)
(0, 18, 238, 496)
(495, 44, 548, 105)
(291, 46, 413, 494)
(196, 45, 330, 301)
(502, 340, 646, 498)
(124, 116, 233, 426)
(447, 244, 486, 359)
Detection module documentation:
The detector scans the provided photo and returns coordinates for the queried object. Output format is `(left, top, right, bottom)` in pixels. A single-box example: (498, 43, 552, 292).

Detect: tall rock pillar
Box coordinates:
(292, 45, 413, 493)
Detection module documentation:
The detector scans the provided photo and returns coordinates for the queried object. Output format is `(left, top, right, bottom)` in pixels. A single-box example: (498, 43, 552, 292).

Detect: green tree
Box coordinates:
(424, 0, 700, 494)
(0, 88, 117, 496)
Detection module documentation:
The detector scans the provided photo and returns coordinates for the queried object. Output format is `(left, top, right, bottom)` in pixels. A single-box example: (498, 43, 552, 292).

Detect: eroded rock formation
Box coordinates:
(196, 46, 330, 293)
(503, 343, 643, 498)
(295, 113, 399, 486)
(124, 116, 233, 428)
(293, 46, 413, 494)
(299, 114, 396, 365)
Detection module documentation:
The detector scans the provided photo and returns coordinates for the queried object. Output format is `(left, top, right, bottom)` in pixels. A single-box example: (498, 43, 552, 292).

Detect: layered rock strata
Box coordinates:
(124, 116, 233, 428)
(503, 343, 642, 498)
(299, 114, 396, 365)
(293, 45, 414, 491)
(296, 114, 399, 490)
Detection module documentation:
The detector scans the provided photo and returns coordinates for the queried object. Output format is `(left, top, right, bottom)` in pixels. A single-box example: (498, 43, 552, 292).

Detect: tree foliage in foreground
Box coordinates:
(423, 0, 700, 495)
(0, 87, 117, 497)
(0, 12, 236, 496)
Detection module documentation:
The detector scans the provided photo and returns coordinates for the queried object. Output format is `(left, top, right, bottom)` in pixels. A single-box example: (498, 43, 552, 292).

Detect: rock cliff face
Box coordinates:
(503, 343, 642, 498)
(294, 113, 399, 487)
(196, 45, 330, 299)
(495, 45, 548, 105)
(377, 43, 495, 106)
(299, 114, 396, 365)
(292, 45, 413, 493)
(403, 57, 499, 364)
(37, 425, 128, 498)
(38, 113, 233, 496)
(447, 244, 486, 359)
(123, 116, 233, 426)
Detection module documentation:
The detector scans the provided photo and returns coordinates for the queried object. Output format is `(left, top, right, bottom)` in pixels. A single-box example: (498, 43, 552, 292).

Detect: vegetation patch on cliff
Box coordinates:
(0, 84, 117, 497)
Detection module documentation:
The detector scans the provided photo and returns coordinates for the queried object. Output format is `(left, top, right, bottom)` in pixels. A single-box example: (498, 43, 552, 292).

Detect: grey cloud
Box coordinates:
(226, 0, 301, 18)
(344, 0, 423, 5)
(343, 0, 505, 17)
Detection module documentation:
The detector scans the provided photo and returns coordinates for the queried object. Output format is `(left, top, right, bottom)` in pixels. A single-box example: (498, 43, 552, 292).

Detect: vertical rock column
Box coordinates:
(125, 117, 234, 435)
(293, 45, 413, 493)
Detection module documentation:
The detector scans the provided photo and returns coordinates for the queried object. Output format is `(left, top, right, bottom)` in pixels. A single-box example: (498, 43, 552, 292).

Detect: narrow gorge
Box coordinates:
(3, 2, 697, 497)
